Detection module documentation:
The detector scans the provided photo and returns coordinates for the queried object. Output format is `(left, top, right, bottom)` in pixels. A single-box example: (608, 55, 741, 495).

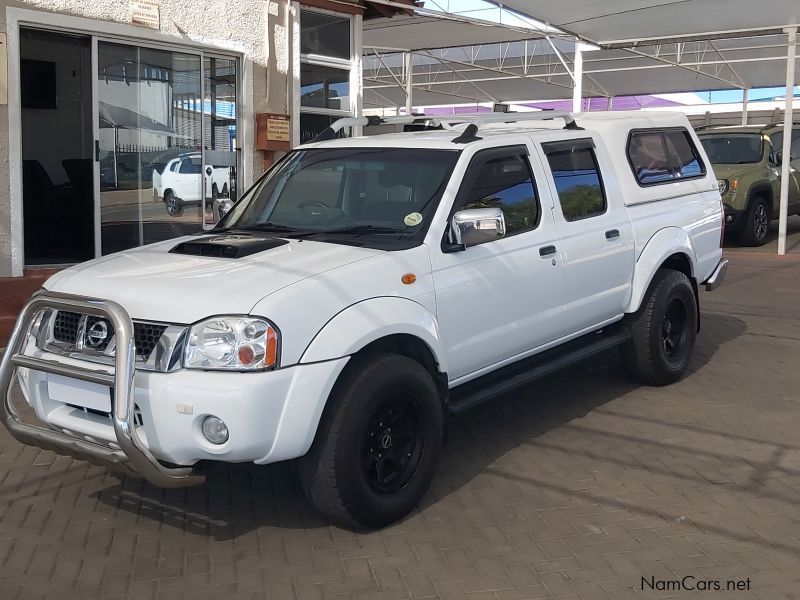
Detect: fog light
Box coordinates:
(201, 416, 229, 445)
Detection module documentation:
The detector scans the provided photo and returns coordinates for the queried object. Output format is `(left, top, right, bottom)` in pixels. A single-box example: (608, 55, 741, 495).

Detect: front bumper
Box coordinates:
(1, 291, 348, 487)
(722, 203, 745, 233)
(703, 258, 728, 292)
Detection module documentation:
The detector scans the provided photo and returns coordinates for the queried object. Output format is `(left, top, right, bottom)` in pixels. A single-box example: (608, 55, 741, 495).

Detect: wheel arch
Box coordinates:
(300, 296, 447, 375)
(627, 227, 699, 317)
(747, 181, 774, 216)
(300, 297, 449, 446)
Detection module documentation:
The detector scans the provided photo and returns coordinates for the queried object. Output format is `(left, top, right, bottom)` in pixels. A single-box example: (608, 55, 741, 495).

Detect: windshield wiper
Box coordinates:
(317, 225, 409, 235)
(213, 223, 324, 238)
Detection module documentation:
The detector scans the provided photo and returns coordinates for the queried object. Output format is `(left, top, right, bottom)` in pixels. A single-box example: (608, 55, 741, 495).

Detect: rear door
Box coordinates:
(539, 137, 635, 334)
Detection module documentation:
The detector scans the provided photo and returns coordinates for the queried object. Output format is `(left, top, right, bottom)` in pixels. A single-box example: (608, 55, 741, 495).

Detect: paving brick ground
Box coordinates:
(1, 220, 800, 600)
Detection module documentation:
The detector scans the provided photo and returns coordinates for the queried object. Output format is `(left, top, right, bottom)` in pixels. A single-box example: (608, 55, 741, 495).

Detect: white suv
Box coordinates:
(1, 111, 727, 529)
(153, 153, 230, 216)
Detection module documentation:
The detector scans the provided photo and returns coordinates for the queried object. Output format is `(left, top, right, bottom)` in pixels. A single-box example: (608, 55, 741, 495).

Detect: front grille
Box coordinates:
(50, 311, 167, 361)
(134, 323, 168, 359)
(53, 311, 81, 343)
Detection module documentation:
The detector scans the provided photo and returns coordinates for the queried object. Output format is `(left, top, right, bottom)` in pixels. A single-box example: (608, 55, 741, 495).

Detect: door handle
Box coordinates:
(605, 229, 620, 240)
(539, 245, 557, 257)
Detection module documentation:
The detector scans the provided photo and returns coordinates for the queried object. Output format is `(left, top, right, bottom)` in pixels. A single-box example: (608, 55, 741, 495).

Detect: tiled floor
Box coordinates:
(1, 230, 799, 599)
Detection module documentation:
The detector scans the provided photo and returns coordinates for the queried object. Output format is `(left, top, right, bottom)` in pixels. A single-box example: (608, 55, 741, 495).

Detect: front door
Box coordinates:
(430, 145, 565, 383)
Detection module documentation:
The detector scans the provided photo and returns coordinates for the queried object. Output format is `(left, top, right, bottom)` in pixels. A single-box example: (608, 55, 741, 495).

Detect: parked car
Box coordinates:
(152, 153, 231, 216)
(1, 111, 727, 529)
(697, 123, 800, 246)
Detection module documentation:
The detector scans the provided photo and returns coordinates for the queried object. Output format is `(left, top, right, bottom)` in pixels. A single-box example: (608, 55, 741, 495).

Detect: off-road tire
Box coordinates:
(738, 196, 770, 246)
(299, 353, 442, 530)
(621, 269, 697, 386)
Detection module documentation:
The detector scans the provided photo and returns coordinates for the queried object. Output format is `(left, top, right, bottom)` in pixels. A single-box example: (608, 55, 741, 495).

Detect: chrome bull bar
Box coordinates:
(0, 291, 205, 488)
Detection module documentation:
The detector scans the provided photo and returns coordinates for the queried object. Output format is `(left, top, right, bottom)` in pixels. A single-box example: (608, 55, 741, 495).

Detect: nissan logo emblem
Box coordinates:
(85, 320, 109, 348)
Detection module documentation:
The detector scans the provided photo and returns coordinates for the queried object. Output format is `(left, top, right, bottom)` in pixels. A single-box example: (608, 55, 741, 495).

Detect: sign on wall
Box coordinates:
(256, 113, 292, 151)
(131, 0, 160, 30)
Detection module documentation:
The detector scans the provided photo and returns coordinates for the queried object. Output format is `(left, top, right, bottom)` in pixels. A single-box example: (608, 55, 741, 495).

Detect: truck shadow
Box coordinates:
(88, 312, 750, 541)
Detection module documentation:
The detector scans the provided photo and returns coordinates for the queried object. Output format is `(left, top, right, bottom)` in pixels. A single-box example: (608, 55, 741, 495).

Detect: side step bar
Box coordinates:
(448, 326, 631, 414)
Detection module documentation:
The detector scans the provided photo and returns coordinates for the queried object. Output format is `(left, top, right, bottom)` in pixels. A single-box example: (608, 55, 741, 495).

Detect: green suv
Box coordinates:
(698, 123, 800, 246)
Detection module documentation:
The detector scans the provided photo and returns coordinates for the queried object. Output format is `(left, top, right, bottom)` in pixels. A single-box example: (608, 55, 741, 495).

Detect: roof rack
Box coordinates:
(312, 115, 446, 142)
(312, 111, 581, 144)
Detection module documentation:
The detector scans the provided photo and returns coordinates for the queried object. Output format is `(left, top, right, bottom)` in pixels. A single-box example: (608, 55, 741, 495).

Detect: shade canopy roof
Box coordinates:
(497, 0, 800, 46)
(362, 13, 549, 51)
(363, 34, 796, 108)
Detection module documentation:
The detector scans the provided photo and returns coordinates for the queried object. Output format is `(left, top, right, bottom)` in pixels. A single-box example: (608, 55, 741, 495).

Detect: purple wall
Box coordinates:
(421, 95, 683, 116)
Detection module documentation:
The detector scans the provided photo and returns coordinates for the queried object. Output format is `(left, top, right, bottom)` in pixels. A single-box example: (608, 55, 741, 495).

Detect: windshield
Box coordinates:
(217, 147, 459, 249)
(699, 133, 763, 164)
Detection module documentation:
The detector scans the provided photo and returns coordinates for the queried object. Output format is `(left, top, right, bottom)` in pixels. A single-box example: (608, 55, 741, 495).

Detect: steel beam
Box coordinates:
(778, 28, 797, 256)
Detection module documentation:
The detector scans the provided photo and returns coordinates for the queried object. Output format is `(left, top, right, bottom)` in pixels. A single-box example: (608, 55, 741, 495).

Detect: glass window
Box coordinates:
(665, 130, 705, 178)
(301, 63, 350, 110)
(300, 10, 350, 60)
(700, 134, 763, 164)
(299, 113, 347, 145)
(545, 144, 606, 221)
(179, 158, 202, 174)
(771, 129, 800, 162)
(627, 131, 674, 184)
(460, 154, 540, 236)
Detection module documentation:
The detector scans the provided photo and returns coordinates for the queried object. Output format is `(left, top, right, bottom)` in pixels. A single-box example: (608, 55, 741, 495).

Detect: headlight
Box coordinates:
(717, 179, 729, 195)
(184, 316, 279, 371)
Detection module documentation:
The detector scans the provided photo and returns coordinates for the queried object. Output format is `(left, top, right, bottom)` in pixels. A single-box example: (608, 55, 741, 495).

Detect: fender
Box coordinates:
(627, 227, 698, 314)
(747, 181, 775, 213)
(299, 296, 448, 373)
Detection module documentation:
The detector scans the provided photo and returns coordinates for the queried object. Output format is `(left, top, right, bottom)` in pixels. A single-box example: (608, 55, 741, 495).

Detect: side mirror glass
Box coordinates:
(774, 150, 783, 165)
(450, 207, 506, 248)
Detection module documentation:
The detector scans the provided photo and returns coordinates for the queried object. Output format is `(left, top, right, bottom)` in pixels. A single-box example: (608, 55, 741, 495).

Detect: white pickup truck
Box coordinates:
(1, 111, 727, 529)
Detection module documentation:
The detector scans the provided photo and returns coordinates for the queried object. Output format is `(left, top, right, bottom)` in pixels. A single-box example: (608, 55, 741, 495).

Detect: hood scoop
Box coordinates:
(169, 234, 289, 259)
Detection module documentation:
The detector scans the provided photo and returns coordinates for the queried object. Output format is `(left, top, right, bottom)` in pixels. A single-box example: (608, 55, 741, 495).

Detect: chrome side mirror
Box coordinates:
(212, 198, 234, 223)
(450, 207, 506, 248)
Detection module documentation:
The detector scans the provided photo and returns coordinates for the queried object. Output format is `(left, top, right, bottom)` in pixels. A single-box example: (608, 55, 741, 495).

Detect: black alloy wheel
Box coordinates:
(362, 394, 425, 495)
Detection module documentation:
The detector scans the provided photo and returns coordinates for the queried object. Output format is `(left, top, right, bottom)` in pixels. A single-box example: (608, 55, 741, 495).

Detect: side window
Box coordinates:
(627, 132, 673, 184)
(627, 128, 706, 185)
(775, 129, 800, 162)
(664, 130, 705, 178)
(458, 152, 540, 237)
(543, 141, 606, 221)
(179, 159, 202, 175)
(169, 161, 180, 173)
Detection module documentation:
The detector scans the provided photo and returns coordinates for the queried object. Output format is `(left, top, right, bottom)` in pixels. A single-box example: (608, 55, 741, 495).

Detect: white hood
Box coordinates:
(44, 237, 382, 323)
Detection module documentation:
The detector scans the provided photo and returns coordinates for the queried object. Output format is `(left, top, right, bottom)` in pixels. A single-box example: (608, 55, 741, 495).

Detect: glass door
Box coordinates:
(20, 28, 94, 265)
(97, 42, 204, 254)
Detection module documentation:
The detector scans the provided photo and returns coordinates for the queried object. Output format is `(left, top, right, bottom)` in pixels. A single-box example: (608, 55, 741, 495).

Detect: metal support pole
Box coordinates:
(741, 88, 749, 125)
(778, 28, 796, 256)
(572, 44, 583, 113)
(404, 52, 413, 116)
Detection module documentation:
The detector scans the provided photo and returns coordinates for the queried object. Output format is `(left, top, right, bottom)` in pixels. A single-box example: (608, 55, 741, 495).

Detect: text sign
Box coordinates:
(266, 115, 291, 142)
(131, 0, 160, 29)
